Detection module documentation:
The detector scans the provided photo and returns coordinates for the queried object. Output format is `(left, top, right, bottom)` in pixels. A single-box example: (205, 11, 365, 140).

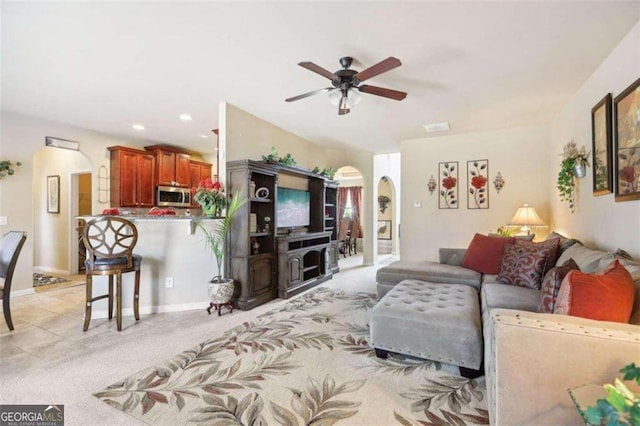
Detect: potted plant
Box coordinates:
(378, 195, 391, 213)
(581, 363, 639, 425)
(192, 178, 226, 217)
(195, 190, 247, 310)
(0, 160, 21, 179)
(557, 141, 590, 213)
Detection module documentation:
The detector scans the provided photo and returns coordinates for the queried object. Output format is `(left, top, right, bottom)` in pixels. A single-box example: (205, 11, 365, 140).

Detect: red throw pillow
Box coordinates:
(537, 258, 580, 313)
(462, 233, 516, 275)
(554, 260, 635, 323)
(496, 243, 552, 289)
(515, 238, 560, 276)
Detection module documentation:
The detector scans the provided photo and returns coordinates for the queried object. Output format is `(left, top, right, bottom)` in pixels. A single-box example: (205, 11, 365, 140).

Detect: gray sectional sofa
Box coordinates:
(374, 238, 640, 425)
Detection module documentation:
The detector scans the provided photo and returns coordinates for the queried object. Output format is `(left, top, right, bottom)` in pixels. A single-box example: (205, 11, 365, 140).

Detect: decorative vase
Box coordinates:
(202, 205, 218, 217)
(207, 278, 234, 304)
(573, 162, 587, 178)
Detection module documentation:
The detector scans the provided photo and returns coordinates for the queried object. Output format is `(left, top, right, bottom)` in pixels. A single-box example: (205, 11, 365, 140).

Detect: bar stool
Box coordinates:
(81, 216, 142, 331)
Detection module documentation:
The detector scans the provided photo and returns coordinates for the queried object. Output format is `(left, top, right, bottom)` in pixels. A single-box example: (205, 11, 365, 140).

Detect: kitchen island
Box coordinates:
(79, 215, 222, 319)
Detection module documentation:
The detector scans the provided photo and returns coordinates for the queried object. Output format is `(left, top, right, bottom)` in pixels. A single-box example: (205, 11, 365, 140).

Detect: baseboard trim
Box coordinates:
(92, 301, 206, 319)
(34, 266, 69, 275)
(11, 288, 35, 297)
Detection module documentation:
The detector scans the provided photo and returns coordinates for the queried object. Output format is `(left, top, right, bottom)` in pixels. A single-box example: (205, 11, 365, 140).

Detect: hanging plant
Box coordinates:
(378, 195, 391, 213)
(557, 142, 590, 213)
(312, 166, 337, 179)
(0, 160, 21, 179)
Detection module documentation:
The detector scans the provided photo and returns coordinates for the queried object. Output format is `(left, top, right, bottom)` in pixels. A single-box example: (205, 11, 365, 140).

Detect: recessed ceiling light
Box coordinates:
(423, 121, 450, 133)
(179, 113, 192, 121)
(132, 124, 145, 131)
(200, 134, 208, 139)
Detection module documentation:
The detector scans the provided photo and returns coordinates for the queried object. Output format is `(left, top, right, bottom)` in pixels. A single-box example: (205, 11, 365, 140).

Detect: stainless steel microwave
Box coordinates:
(157, 185, 191, 207)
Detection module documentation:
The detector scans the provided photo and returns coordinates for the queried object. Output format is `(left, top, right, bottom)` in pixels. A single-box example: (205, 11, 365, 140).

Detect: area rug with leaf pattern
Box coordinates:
(94, 288, 488, 425)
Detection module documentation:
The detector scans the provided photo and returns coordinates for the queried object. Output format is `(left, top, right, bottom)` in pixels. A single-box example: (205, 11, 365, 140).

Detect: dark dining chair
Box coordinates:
(81, 216, 142, 331)
(0, 231, 27, 331)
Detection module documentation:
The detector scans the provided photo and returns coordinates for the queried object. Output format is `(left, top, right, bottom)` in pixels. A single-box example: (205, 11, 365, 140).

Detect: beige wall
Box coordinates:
(222, 103, 327, 169)
(0, 111, 156, 291)
(549, 20, 640, 258)
(400, 125, 551, 261)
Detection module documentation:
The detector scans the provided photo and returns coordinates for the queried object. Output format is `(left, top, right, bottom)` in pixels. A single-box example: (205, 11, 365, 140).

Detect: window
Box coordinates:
(342, 191, 353, 219)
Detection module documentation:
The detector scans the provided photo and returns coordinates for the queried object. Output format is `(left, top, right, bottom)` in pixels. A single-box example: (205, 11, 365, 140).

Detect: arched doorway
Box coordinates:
(377, 176, 395, 255)
(33, 146, 92, 287)
(334, 166, 364, 268)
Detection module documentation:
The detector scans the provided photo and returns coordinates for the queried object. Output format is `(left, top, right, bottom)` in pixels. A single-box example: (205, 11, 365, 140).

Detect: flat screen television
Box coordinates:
(277, 188, 310, 228)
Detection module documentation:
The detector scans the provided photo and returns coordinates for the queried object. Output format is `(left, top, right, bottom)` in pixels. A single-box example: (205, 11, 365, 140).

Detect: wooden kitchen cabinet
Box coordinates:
(189, 160, 213, 207)
(145, 145, 191, 187)
(108, 146, 155, 207)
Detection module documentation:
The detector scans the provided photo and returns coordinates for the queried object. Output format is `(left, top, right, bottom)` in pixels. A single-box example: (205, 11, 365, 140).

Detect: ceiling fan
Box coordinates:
(285, 56, 407, 115)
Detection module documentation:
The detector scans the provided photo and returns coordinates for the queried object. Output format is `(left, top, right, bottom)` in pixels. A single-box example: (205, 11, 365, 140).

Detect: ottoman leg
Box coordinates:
(374, 348, 389, 359)
(459, 364, 484, 379)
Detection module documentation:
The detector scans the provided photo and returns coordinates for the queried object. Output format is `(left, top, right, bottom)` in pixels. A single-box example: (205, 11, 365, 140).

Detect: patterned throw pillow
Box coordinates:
(554, 260, 635, 323)
(497, 244, 553, 289)
(537, 258, 580, 313)
(515, 238, 561, 277)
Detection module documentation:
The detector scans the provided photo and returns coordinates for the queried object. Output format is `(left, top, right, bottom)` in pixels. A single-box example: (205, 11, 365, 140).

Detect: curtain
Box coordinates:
(337, 186, 349, 240)
(349, 186, 363, 238)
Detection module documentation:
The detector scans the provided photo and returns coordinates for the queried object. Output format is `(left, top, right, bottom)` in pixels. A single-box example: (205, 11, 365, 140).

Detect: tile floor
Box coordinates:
(0, 254, 392, 425)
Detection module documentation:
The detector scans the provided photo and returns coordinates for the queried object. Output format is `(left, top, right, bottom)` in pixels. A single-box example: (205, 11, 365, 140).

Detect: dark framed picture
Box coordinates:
(47, 175, 60, 213)
(438, 161, 458, 209)
(591, 93, 613, 195)
(377, 220, 391, 240)
(614, 77, 640, 202)
(467, 159, 489, 209)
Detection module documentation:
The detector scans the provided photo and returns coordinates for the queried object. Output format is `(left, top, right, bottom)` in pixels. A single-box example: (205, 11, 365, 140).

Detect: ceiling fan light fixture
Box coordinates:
(328, 88, 361, 109)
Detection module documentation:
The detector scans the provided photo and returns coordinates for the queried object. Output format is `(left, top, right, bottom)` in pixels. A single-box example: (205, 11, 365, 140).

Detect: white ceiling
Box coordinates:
(3, 2, 639, 155)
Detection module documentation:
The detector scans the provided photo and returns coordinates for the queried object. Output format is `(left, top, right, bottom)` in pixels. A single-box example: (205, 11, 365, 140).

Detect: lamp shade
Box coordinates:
(509, 204, 545, 227)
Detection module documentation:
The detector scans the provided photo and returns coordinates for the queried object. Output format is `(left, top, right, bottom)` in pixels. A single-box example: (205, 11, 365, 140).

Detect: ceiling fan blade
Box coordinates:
(298, 62, 339, 81)
(358, 84, 407, 101)
(354, 57, 402, 82)
(285, 87, 334, 102)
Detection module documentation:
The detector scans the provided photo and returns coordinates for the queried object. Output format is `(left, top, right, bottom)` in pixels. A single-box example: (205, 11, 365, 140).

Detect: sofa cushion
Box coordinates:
(376, 260, 481, 290)
(515, 238, 560, 275)
(545, 231, 581, 255)
(537, 258, 580, 313)
(556, 243, 613, 273)
(481, 283, 539, 313)
(614, 257, 640, 325)
(496, 243, 552, 289)
(463, 233, 515, 275)
(554, 260, 635, 323)
(438, 248, 467, 266)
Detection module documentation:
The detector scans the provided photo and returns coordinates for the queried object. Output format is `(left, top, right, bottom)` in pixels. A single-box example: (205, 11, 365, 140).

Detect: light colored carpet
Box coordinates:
(94, 288, 488, 425)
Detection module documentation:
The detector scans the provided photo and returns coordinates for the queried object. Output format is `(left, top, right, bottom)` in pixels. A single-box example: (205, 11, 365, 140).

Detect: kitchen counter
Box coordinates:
(78, 216, 224, 318)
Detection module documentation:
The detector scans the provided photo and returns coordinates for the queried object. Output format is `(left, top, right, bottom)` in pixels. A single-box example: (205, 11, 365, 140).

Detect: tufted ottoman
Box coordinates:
(370, 279, 483, 376)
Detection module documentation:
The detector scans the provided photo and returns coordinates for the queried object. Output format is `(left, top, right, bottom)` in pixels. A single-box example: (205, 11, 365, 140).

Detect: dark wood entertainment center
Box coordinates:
(227, 160, 340, 310)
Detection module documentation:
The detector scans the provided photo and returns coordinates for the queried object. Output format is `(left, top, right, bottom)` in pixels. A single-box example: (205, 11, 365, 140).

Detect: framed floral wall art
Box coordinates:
(614, 77, 640, 202)
(467, 159, 489, 209)
(591, 93, 613, 195)
(439, 162, 458, 209)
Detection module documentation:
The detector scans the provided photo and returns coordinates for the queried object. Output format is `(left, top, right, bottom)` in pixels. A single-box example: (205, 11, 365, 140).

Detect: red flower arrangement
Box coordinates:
(442, 176, 457, 190)
(471, 175, 487, 189)
(192, 178, 226, 216)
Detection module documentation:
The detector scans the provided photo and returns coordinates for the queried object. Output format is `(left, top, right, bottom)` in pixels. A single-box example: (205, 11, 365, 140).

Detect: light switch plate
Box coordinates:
(0, 216, 7, 225)
(413, 201, 422, 207)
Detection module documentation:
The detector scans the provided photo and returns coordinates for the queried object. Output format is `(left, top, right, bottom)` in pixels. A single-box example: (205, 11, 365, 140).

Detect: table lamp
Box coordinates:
(508, 204, 545, 235)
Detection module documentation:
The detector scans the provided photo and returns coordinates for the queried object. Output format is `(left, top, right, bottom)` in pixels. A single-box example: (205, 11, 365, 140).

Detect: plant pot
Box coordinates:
(573, 162, 587, 178)
(208, 278, 234, 304)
